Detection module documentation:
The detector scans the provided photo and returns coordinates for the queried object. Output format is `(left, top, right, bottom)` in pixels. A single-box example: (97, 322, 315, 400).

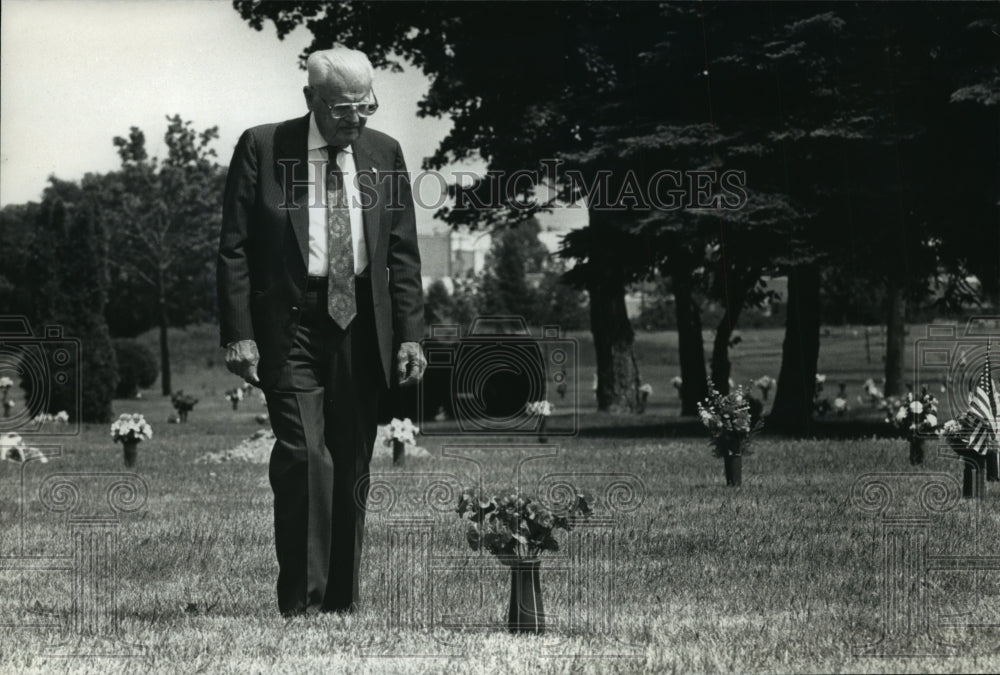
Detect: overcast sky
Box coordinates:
(0, 0, 521, 234)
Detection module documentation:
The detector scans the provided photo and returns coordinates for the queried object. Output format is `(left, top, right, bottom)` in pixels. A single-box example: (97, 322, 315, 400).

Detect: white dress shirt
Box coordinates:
(306, 113, 368, 276)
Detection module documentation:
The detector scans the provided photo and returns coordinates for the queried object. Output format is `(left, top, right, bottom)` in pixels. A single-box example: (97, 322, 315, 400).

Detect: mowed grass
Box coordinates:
(2, 322, 999, 674)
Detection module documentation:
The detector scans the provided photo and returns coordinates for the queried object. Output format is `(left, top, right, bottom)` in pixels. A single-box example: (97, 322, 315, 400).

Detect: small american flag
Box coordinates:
(967, 340, 1000, 454)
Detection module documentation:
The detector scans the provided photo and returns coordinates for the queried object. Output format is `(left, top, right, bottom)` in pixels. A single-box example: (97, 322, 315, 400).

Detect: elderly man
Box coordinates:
(218, 47, 426, 616)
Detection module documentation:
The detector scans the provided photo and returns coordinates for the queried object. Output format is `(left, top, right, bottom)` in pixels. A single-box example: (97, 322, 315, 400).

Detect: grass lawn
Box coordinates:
(2, 322, 998, 673)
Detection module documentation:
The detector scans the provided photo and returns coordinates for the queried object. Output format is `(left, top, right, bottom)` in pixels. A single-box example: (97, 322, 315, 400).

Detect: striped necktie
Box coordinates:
(326, 147, 356, 329)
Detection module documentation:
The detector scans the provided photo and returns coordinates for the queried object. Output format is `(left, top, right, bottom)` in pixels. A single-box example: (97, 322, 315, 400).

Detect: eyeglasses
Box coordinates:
(313, 89, 379, 119)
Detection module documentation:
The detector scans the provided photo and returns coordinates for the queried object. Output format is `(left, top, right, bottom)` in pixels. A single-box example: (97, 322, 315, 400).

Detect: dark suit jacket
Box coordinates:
(217, 114, 424, 390)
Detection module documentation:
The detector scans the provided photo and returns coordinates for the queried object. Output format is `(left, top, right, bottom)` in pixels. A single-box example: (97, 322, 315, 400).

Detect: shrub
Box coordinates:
(113, 339, 158, 398)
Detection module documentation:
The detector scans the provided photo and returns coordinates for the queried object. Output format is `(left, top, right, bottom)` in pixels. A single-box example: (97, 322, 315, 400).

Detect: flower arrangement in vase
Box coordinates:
(697, 384, 764, 486)
(456, 485, 592, 634)
(884, 387, 939, 465)
(383, 417, 418, 466)
(170, 390, 198, 423)
(111, 413, 152, 467)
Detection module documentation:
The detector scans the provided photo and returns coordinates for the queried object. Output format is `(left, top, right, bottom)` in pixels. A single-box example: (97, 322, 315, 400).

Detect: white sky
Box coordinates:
(0, 0, 477, 234)
(0, 0, 583, 239)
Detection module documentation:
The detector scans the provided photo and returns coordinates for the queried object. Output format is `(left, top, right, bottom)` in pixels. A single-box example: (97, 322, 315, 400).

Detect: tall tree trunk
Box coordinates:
(710, 271, 754, 394)
(670, 253, 708, 416)
(768, 264, 821, 434)
(583, 203, 641, 414)
(883, 277, 907, 396)
(588, 277, 640, 413)
(158, 272, 172, 395)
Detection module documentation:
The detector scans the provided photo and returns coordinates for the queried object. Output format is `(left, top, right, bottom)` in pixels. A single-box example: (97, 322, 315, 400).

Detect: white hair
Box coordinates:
(306, 47, 374, 90)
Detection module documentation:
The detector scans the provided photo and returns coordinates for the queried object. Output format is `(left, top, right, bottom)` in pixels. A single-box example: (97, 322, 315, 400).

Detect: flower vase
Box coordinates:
(723, 454, 742, 487)
(392, 438, 405, 466)
(987, 450, 999, 482)
(179, 410, 188, 423)
(231, 400, 239, 411)
(508, 559, 545, 634)
(962, 453, 987, 499)
(909, 436, 925, 465)
(538, 417, 547, 444)
(122, 440, 138, 468)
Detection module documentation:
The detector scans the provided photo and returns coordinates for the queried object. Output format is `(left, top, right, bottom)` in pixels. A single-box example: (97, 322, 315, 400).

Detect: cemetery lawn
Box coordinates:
(2, 323, 998, 674)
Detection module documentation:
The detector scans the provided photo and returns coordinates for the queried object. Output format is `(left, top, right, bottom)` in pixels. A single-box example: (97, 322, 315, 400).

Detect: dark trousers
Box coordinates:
(263, 275, 383, 615)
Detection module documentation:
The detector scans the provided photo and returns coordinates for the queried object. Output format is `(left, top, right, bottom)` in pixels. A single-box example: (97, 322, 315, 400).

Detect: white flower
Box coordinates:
(941, 419, 962, 434)
(909, 401, 923, 415)
(755, 376, 773, 389)
(816, 374, 827, 384)
(834, 397, 848, 411)
(110, 413, 152, 443)
(3, 400, 15, 409)
(526, 401, 553, 416)
(384, 417, 419, 445)
(0, 376, 13, 388)
(895, 407, 908, 422)
(639, 383, 653, 395)
(924, 414, 937, 428)
(671, 376, 682, 388)
(55, 411, 69, 423)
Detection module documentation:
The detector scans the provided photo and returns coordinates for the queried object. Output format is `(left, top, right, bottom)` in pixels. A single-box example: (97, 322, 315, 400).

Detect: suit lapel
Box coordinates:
(274, 114, 311, 267)
(352, 132, 380, 268)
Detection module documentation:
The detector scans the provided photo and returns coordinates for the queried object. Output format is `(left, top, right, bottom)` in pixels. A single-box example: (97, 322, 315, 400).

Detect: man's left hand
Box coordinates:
(396, 341, 426, 386)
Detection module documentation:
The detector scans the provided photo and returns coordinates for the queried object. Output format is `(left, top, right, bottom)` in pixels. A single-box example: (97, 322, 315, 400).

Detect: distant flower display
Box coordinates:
(111, 413, 153, 444)
(526, 400, 553, 417)
(32, 411, 69, 425)
(697, 384, 765, 457)
(383, 417, 419, 447)
(0, 433, 47, 463)
(885, 388, 939, 435)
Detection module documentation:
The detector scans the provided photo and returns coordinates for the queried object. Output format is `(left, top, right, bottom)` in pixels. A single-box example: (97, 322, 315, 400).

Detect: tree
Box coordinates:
(478, 218, 547, 322)
(21, 187, 118, 423)
(108, 116, 223, 394)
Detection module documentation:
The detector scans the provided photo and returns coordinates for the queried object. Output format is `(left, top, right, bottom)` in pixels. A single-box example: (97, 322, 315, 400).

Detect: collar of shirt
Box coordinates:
(307, 112, 354, 154)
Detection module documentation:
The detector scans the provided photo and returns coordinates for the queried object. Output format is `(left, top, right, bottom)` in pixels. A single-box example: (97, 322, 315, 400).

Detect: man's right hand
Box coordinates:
(225, 339, 261, 386)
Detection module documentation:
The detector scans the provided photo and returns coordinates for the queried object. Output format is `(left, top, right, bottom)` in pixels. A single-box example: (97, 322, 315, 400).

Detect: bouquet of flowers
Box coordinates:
(382, 417, 419, 447)
(697, 384, 765, 457)
(456, 485, 593, 564)
(526, 400, 553, 417)
(32, 410, 70, 425)
(110, 413, 153, 444)
(813, 373, 832, 416)
(833, 382, 849, 416)
(884, 387, 939, 435)
(170, 390, 198, 422)
(859, 378, 885, 408)
(225, 386, 244, 410)
(754, 375, 774, 401)
(1, 432, 47, 463)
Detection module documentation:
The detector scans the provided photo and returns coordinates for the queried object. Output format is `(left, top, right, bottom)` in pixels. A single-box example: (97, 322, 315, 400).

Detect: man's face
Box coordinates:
(305, 76, 372, 148)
